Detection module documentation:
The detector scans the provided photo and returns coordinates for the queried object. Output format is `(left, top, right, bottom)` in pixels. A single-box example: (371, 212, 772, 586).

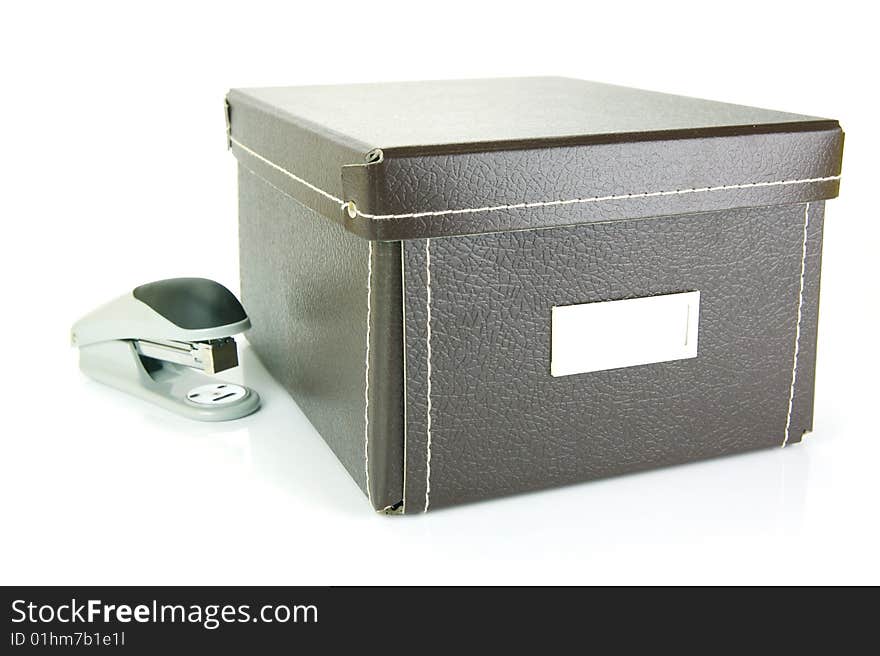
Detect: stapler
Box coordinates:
(72, 278, 260, 421)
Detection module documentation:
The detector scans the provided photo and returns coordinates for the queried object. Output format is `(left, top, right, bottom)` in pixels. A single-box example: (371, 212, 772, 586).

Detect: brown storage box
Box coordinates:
(226, 77, 843, 513)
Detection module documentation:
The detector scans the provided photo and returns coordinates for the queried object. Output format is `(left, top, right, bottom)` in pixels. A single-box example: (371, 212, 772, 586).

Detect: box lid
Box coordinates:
(226, 77, 843, 241)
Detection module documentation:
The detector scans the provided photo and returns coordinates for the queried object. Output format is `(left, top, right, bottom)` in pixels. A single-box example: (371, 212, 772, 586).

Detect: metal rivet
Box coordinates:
(345, 201, 358, 219)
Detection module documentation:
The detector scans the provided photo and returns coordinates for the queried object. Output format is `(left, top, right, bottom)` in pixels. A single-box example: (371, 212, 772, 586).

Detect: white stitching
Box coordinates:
(364, 241, 373, 504)
(231, 137, 348, 206)
(424, 238, 433, 513)
(782, 203, 811, 448)
(355, 178, 840, 220)
(230, 136, 840, 221)
(400, 246, 409, 513)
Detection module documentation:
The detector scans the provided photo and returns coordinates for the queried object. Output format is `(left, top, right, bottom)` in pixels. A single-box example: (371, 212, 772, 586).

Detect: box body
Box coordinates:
(228, 78, 843, 513)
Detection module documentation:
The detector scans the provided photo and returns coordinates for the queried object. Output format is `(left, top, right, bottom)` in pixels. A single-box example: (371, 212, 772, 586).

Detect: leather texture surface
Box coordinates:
(343, 130, 841, 240)
(227, 78, 843, 242)
(238, 167, 403, 510)
(233, 77, 833, 151)
(402, 203, 824, 511)
(229, 77, 839, 514)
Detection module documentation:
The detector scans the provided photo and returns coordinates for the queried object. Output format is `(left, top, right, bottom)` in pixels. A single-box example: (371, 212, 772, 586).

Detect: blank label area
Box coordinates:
(551, 291, 700, 377)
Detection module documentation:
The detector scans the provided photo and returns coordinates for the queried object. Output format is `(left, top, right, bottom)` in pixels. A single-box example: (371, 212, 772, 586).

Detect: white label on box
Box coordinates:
(550, 291, 700, 377)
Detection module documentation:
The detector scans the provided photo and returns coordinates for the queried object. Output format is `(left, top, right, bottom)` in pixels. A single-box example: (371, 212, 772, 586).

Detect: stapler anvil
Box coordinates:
(72, 278, 260, 421)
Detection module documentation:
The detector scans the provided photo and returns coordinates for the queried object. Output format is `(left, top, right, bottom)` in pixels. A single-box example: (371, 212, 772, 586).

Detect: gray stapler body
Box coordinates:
(72, 278, 260, 421)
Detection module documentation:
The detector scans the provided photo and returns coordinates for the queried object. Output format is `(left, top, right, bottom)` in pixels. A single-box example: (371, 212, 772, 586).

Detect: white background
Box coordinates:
(1, 1, 876, 585)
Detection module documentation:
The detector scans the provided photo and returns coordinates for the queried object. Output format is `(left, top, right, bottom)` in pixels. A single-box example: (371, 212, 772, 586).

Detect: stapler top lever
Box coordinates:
(72, 278, 261, 421)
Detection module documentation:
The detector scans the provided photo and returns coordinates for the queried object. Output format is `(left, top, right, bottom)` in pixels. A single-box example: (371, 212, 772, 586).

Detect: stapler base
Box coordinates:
(79, 340, 260, 421)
